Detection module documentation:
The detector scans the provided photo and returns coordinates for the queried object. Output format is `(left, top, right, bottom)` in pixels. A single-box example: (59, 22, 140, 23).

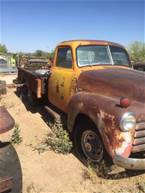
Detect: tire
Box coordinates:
(73, 119, 114, 178)
(18, 86, 37, 104)
(0, 142, 22, 193)
(16, 85, 28, 98)
(73, 120, 104, 166)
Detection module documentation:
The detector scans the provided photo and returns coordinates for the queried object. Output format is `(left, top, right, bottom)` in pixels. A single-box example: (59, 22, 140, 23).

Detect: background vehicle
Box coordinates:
(134, 62, 145, 72)
(0, 82, 22, 193)
(0, 56, 17, 74)
(18, 40, 145, 171)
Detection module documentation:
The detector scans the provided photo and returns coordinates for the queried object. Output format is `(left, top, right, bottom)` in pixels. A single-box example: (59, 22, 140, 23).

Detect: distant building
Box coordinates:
(0, 53, 17, 73)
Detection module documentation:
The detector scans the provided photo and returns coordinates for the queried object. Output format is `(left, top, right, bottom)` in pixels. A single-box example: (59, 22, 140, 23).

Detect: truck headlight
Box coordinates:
(120, 112, 136, 132)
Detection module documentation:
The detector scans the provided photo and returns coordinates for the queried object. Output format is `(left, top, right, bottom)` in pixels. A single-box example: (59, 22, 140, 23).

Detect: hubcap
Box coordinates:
(81, 130, 103, 162)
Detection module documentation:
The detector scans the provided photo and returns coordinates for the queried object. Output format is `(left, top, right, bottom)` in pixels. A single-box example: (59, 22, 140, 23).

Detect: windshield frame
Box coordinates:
(76, 45, 131, 68)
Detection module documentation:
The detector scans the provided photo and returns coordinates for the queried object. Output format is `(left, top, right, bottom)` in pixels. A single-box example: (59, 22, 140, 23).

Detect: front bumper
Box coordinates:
(113, 155, 145, 170)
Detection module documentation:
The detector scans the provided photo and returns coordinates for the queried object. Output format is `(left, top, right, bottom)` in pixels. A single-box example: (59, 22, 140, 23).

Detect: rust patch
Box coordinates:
(77, 67, 145, 103)
(101, 111, 123, 148)
(56, 81, 59, 94)
(98, 110, 134, 158)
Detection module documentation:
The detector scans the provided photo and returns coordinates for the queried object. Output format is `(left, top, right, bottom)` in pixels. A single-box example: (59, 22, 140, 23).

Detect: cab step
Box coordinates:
(44, 106, 60, 121)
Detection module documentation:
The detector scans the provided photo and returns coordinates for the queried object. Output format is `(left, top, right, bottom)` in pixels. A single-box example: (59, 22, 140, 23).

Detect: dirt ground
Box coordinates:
(0, 73, 17, 85)
(1, 87, 145, 193)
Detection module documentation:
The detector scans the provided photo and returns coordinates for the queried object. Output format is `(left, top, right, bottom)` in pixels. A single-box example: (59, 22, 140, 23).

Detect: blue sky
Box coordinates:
(0, 0, 144, 53)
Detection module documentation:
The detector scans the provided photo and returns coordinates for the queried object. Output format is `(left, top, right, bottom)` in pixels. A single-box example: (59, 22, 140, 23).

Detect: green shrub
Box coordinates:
(34, 120, 73, 154)
(10, 124, 22, 144)
(45, 120, 73, 154)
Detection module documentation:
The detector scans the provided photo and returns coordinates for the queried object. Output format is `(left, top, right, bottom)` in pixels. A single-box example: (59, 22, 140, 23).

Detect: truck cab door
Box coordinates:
(48, 46, 76, 112)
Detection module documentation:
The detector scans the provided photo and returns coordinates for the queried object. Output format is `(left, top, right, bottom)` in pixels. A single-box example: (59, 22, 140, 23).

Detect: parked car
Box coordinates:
(134, 62, 145, 72)
(18, 40, 145, 171)
(0, 58, 17, 73)
(0, 81, 22, 193)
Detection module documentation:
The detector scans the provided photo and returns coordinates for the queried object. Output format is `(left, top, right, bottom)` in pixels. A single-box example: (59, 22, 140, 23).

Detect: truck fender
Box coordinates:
(67, 92, 132, 158)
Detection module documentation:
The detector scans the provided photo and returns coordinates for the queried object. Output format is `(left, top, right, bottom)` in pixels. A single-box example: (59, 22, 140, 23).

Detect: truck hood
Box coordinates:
(77, 67, 145, 103)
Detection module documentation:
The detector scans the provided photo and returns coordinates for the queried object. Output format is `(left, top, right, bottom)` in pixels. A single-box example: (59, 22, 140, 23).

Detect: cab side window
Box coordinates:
(56, 47, 72, 68)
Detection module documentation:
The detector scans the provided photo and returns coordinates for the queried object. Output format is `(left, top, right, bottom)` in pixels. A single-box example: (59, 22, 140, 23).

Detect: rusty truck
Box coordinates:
(0, 81, 22, 193)
(17, 40, 145, 171)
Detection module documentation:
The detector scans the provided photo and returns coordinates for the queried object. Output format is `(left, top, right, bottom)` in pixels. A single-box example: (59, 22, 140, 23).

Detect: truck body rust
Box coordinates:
(18, 40, 145, 170)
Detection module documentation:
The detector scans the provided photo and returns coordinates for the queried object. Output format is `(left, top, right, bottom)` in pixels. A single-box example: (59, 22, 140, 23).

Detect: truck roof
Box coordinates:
(58, 40, 125, 48)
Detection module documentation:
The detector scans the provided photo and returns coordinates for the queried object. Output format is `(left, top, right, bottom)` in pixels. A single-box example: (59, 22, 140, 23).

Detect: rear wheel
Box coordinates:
(0, 142, 22, 193)
(18, 85, 40, 105)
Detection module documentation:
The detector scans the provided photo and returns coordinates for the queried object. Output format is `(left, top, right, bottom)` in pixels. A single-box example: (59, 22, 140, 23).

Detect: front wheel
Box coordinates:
(73, 120, 113, 178)
(73, 121, 104, 165)
(0, 142, 22, 193)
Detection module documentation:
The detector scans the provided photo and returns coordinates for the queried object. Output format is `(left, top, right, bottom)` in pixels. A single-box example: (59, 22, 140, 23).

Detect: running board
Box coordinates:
(44, 106, 60, 121)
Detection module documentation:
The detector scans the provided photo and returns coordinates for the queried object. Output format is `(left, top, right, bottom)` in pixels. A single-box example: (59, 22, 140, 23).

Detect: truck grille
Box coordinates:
(132, 122, 145, 153)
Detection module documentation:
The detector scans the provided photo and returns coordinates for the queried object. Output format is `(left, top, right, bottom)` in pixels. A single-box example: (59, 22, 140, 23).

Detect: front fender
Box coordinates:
(67, 92, 134, 159)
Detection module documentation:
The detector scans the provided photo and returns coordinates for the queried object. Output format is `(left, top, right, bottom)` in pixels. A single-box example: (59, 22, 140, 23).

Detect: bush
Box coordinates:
(10, 124, 22, 144)
(128, 41, 145, 63)
(34, 119, 73, 154)
(45, 120, 73, 154)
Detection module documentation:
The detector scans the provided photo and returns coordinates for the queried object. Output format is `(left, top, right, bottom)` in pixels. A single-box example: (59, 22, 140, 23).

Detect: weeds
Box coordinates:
(34, 119, 73, 154)
(136, 182, 145, 193)
(83, 163, 97, 184)
(26, 183, 42, 193)
(10, 123, 22, 144)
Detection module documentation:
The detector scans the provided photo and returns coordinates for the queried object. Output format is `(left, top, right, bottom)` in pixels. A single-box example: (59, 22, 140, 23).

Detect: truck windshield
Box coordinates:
(77, 45, 130, 67)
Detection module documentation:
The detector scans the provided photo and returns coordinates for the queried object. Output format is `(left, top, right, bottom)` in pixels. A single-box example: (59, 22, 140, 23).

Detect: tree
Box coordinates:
(34, 50, 48, 58)
(128, 41, 145, 63)
(0, 44, 8, 53)
(34, 50, 43, 57)
(48, 50, 54, 59)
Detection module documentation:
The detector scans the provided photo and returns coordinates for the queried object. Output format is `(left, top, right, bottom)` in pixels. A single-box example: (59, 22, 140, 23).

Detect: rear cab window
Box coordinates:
(56, 47, 72, 68)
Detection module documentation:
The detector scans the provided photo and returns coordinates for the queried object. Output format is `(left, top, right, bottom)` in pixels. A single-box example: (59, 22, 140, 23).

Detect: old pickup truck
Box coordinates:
(18, 40, 145, 171)
(0, 81, 22, 193)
